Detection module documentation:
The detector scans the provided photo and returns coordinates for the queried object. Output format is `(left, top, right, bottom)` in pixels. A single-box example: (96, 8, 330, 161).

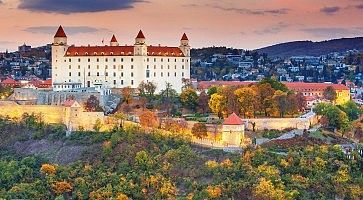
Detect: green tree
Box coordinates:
(259, 77, 288, 92)
(339, 100, 362, 121)
(207, 86, 218, 96)
(180, 88, 198, 111)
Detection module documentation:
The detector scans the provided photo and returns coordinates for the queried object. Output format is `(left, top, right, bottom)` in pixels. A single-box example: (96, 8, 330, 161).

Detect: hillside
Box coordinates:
(256, 37, 363, 57)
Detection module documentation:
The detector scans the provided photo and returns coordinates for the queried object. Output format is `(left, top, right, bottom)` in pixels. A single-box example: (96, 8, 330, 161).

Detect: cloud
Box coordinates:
(301, 27, 363, 38)
(18, 0, 145, 14)
(23, 26, 111, 35)
(183, 3, 289, 15)
(254, 22, 289, 35)
(355, 4, 363, 9)
(320, 6, 340, 14)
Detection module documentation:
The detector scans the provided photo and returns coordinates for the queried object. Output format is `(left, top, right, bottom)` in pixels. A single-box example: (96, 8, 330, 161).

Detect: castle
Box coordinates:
(52, 26, 191, 93)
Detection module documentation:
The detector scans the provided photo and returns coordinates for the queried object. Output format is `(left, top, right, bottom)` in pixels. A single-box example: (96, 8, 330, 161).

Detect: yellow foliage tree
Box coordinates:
(208, 93, 226, 118)
(253, 178, 286, 200)
(205, 160, 219, 169)
(52, 181, 72, 195)
(117, 193, 129, 200)
(234, 87, 257, 118)
(40, 163, 56, 175)
(206, 185, 222, 199)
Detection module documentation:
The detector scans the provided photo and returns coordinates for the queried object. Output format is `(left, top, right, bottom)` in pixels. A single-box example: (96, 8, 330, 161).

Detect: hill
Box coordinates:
(256, 37, 363, 57)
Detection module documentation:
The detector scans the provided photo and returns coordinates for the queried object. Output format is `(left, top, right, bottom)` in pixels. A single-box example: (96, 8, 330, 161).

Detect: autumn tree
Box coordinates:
(138, 81, 157, 100)
(295, 92, 307, 112)
(259, 77, 288, 92)
(323, 86, 337, 103)
(121, 86, 133, 104)
(207, 86, 218, 96)
(139, 110, 159, 129)
(84, 95, 103, 112)
(273, 90, 288, 117)
(198, 91, 210, 114)
(257, 83, 275, 116)
(180, 88, 198, 111)
(191, 123, 208, 139)
(235, 87, 257, 118)
(160, 82, 178, 116)
(209, 93, 226, 118)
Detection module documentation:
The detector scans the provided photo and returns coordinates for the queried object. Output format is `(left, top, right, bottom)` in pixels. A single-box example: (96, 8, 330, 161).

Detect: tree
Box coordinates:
(93, 119, 102, 132)
(221, 86, 240, 115)
(257, 83, 275, 116)
(323, 86, 337, 103)
(84, 95, 103, 112)
(112, 112, 127, 128)
(198, 91, 210, 114)
(209, 93, 226, 118)
(339, 100, 362, 121)
(235, 87, 257, 118)
(259, 77, 288, 92)
(273, 90, 288, 117)
(295, 92, 307, 112)
(180, 88, 198, 111)
(139, 110, 159, 129)
(160, 82, 178, 116)
(207, 86, 218, 96)
(121, 87, 133, 104)
(138, 81, 156, 100)
(191, 123, 208, 139)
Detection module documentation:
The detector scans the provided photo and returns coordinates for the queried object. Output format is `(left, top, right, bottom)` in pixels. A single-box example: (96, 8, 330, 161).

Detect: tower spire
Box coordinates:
(54, 25, 67, 38)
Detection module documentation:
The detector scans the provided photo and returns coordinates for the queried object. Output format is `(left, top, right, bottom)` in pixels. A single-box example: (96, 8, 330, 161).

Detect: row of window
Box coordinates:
(62, 64, 187, 70)
(66, 71, 185, 78)
(64, 57, 188, 63)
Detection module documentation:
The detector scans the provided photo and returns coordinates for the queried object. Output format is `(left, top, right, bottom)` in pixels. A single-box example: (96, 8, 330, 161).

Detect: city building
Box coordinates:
(52, 26, 191, 93)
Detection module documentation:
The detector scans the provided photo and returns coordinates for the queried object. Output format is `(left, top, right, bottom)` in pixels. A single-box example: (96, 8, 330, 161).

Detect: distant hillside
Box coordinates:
(256, 37, 363, 57)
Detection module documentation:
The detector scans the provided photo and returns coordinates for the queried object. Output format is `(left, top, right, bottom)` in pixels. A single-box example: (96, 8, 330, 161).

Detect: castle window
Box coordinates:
(131, 65, 134, 69)
(131, 72, 134, 77)
(105, 58, 108, 62)
(88, 65, 90, 69)
(175, 59, 177, 62)
(69, 72, 71, 76)
(96, 58, 99, 62)
(168, 72, 170, 77)
(147, 58, 149, 62)
(88, 72, 90, 76)
(161, 58, 163, 62)
(94, 52, 97, 55)
(131, 58, 134, 62)
(121, 58, 124, 62)
(85, 52, 89, 55)
(121, 80, 124, 85)
(147, 65, 149, 69)
(187, 59, 189, 62)
(161, 65, 163, 69)
(64, 59, 66, 62)
(168, 58, 170, 62)
(182, 59, 184, 62)
(78, 58, 81, 62)
(121, 65, 124, 70)
(69, 58, 72, 62)
(113, 72, 116, 77)
(114, 80, 116, 85)
(175, 65, 176, 69)
(97, 72, 100, 76)
(131, 80, 134, 85)
(105, 72, 108, 76)
(113, 58, 116, 62)
(168, 65, 170, 69)
(182, 72, 184, 77)
(154, 58, 156, 62)
(154, 65, 156, 69)
(113, 65, 116, 69)
(88, 58, 90, 62)
(182, 65, 184, 69)
(154, 72, 156, 77)
(105, 65, 108, 69)
(146, 70, 150, 78)
(121, 72, 124, 77)
(69, 65, 71, 69)
(174, 72, 177, 77)
(97, 65, 99, 69)
(161, 72, 163, 77)
(78, 72, 81, 76)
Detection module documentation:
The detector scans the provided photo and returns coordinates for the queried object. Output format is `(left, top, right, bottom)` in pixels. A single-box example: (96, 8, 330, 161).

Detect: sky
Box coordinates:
(0, 0, 363, 52)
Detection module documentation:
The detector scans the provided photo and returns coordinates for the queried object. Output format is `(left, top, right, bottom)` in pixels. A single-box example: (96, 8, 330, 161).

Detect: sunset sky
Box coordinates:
(1, 0, 363, 52)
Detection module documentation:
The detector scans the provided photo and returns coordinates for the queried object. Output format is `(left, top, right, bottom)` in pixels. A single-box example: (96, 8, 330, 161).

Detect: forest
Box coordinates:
(0, 114, 362, 200)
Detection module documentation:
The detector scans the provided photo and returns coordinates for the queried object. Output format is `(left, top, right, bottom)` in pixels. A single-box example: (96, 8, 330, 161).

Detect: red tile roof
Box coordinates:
(198, 81, 256, 90)
(284, 82, 349, 92)
(63, 99, 77, 107)
(181, 33, 188, 40)
(1, 78, 18, 84)
(136, 30, 145, 39)
(65, 45, 185, 57)
(223, 113, 244, 125)
(54, 25, 67, 38)
(111, 35, 118, 42)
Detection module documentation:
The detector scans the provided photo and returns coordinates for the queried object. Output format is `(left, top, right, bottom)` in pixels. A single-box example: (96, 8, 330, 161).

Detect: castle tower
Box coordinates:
(221, 113, 245, 147)
(52, 26, 68, 89)
(179, 33, 190, 57)
(134, 30, 147, 56)
(110, 34, 119, 46)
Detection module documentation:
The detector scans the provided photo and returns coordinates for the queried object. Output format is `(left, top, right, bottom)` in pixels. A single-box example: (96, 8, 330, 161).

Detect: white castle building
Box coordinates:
(51, 26, 190, 93)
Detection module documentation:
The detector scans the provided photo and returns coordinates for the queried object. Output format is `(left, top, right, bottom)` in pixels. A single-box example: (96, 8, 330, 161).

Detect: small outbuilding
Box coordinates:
(222, 113, 245, 146)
